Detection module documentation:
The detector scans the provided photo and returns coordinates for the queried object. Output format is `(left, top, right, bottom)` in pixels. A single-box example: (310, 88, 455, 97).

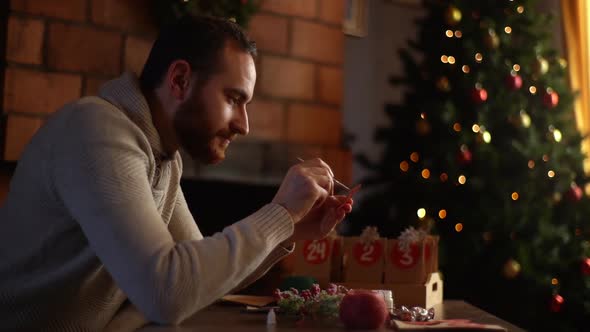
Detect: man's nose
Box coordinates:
(231, 105, 249, 136)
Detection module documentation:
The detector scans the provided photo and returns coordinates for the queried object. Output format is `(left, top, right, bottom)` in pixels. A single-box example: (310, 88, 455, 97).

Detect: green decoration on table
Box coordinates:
(279, 275, 318, 292)
(273, 284, 348, 320)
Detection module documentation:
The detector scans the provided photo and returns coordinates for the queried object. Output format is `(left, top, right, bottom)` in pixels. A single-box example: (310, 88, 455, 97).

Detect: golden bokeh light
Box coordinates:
(472, 124, 480, 133)
(513, 64, 521, 71)
(504, 26, 512, 34)
(422, 169, 431, 179)
(438, 209, 447, 219)
(455, 223, 464, 232)
(445, 30, 454, 37)
(458, 175, 467, 184)
(417, 208, 426, 219)
(553, 129, 562, 142)
(548, 170, 555, 178)
(511, 192, 519, 200)
(527, 160, 535, 169)
(410, 152, 420, 162)
(453, 123, 462, 132)
(400, 161, 409, 172)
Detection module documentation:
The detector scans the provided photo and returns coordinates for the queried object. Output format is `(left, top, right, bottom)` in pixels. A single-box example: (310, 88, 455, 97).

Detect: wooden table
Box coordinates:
(137, 300, 525, 331)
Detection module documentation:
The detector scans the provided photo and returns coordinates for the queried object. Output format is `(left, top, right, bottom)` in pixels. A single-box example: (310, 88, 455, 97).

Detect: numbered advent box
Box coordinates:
(342, 237, 386, 283)
(384, 235, 439, 284)
(293, 237, 341, 285)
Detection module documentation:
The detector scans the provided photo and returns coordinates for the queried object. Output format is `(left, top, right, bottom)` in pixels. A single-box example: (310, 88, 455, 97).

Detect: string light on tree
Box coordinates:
(417, 208, 426, 219)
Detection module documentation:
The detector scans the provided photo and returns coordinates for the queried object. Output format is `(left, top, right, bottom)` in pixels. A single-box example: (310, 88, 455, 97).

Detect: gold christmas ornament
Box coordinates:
(416, 119, 431, 136)
(553, 192, 563, 203)
(436, 76, 451, 92)
(521, 112, 531, 128)
(445, 6, 462, 26)
(484, 29, 500, 49)
(532, 56, 549, 76)
(503, 259, 521, 279)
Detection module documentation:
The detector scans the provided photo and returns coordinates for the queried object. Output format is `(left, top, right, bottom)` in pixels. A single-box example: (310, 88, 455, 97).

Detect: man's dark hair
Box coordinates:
(140, 15, 257, 91)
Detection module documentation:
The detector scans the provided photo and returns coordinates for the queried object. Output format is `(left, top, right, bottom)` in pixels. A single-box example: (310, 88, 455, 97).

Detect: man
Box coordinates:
(0, 16, 353, 330)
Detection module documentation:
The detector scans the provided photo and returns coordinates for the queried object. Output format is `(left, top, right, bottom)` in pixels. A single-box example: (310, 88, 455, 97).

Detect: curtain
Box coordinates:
(562, 0, 590, 172)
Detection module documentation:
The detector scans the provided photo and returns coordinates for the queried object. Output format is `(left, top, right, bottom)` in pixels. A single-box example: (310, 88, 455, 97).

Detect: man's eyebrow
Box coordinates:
(225, 88, 252, 104)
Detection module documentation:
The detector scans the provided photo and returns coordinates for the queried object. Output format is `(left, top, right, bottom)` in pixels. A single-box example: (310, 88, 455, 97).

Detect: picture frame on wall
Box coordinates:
(343, 0, 369, 37)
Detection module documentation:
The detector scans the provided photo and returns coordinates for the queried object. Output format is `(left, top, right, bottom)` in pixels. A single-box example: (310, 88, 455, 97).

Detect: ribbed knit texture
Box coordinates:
(0, 72, 294, 331)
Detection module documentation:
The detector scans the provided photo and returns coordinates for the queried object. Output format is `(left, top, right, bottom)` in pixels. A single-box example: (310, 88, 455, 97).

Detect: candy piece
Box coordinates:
(392, 305, 435, 322)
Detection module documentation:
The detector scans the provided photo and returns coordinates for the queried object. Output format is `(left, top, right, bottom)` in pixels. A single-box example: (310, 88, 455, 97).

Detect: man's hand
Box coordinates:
(272, 158, 335, 224)
(285, 195, 353, 243)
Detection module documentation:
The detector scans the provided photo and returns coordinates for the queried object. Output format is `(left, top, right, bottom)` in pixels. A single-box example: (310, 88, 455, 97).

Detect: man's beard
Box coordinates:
(172, 91, 229, 164)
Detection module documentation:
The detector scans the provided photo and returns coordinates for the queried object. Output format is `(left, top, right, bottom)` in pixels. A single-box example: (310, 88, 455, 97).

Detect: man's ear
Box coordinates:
(166, 60, 192, 100)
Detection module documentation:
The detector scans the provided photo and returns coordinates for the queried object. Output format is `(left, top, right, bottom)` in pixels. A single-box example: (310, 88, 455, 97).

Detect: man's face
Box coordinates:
(173, 43, 256, 164)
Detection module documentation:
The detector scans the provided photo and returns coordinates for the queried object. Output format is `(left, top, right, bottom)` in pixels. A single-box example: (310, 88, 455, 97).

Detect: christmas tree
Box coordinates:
(350, 0, 590, 330)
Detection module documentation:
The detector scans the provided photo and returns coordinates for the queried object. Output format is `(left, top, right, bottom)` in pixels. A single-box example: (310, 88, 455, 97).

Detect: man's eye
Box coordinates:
(228, 97, 239, 106)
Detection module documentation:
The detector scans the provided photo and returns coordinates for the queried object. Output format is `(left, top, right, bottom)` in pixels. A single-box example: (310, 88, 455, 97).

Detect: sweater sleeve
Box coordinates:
(51, 106, 294, 324)
(168, 186, 294, 293)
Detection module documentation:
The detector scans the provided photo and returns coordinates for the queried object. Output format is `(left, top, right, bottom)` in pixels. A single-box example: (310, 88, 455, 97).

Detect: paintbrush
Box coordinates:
(296, 157, 351, 191)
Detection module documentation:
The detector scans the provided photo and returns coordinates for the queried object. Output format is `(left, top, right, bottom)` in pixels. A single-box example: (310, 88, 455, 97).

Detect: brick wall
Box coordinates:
(2, 0, 352, 189)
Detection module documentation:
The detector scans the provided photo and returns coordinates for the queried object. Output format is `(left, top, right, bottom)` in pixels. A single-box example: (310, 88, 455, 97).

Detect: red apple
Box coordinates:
(339, 290, 389, 329)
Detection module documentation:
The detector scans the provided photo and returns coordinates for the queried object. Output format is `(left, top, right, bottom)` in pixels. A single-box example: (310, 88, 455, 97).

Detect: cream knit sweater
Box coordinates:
(0, 73, 294, 331)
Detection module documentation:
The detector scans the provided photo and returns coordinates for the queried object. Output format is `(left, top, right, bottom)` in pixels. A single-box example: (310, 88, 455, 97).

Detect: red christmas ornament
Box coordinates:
(581, 258, 590, 275)
(339, 290, 389, 329)
(506, 74, 523, 90)
(471, 88, 488, 104)
(550, 294, 564, 312)
(566, 183, 583, 202)
(457, 146, 472, 165)
(543, 90, 559, 108)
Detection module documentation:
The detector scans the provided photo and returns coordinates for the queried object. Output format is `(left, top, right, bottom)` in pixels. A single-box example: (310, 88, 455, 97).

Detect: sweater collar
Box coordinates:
(98, 72, 168, 160)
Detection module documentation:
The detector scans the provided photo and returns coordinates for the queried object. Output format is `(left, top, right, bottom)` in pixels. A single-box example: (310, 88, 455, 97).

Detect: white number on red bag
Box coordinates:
(303, 239, 330, 264)
(360, 244, 375, 262)
(391, 243, 420, 268)
(353, 241, 383, 266)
